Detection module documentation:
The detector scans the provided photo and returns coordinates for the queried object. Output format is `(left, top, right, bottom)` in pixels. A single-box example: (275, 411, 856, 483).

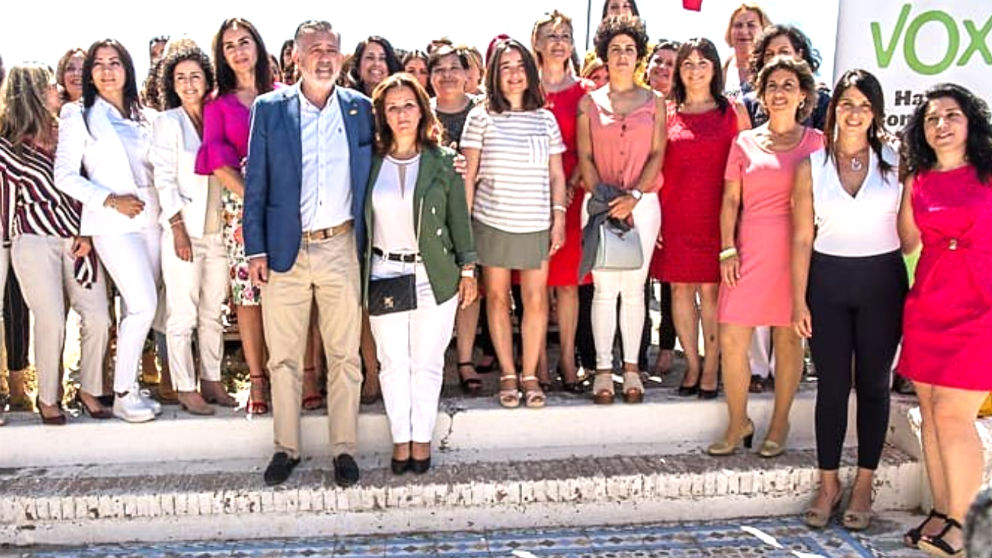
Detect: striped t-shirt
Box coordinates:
(460, 106, 565, 233)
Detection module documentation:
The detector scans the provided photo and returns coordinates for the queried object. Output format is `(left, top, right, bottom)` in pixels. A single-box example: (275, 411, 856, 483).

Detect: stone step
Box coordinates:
(1, 387, 868, 468)
(0, 444, 921, 546)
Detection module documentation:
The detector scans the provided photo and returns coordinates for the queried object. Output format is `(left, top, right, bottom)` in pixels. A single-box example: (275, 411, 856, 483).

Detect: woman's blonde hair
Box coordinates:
(0, 62, 57, 150)
(724, 3, 772, 47)
(531, 10, 580, 73)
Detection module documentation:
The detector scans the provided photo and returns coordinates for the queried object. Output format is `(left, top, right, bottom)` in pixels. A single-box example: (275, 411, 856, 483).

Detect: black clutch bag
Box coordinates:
(368, 274, 417, 316)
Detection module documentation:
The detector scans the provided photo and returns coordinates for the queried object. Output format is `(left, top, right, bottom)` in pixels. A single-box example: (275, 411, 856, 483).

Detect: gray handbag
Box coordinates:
(594, 221, 643, 270)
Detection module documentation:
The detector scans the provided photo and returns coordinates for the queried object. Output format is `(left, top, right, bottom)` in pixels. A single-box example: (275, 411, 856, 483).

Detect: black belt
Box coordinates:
(372, 247, 421, 263)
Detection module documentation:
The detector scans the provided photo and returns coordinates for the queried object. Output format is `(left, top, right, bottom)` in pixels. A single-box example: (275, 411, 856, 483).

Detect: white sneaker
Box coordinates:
(113, 391, 156, 423)
(138, 388, 162, 415)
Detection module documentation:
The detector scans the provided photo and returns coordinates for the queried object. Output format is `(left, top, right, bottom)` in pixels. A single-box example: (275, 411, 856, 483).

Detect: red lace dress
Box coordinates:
(651, 104, 739, 283)
(546, 79, 593, 286)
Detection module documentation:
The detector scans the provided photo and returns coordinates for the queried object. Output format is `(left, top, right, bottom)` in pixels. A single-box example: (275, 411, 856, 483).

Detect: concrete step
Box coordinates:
(1, 387, 865, 469)
(0, 444, 921, 546)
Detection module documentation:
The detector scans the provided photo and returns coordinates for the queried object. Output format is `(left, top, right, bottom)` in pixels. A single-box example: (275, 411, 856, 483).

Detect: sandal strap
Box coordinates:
(920, 517, 964, 555)
(500, 374, 518, 381)
(520, 375, 538, 382)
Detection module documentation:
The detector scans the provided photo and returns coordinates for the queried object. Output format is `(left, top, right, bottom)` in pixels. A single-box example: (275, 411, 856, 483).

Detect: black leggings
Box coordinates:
(808, 250, 907, 470)
(4, 271, 31, 371)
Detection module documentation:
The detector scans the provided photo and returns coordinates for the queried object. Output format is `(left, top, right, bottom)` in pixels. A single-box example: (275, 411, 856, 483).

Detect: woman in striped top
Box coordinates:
(0, 62, 112, 424)
(461, 38, 567, 409)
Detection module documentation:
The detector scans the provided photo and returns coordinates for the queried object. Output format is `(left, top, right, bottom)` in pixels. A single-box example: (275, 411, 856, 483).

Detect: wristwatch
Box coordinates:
(629, 189, 643, 201)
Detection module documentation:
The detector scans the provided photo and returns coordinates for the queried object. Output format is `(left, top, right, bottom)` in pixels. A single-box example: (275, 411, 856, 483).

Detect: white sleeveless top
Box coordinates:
(371, 154, 421, 253)
(811, 145, 901, 257)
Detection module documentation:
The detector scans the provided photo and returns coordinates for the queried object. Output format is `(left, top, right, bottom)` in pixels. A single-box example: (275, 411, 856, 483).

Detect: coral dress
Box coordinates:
(717, 128, 823, 326)
(651, 104, 739, 283)
(898, 165, 992, 390)
(546, 79, 593, 286)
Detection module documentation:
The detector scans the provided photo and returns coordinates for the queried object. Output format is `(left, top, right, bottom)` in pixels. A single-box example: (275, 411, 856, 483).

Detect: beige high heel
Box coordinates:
(707, 419, 755, 456)
(498, 375, 521, 408)
(759, 423, 791, 458)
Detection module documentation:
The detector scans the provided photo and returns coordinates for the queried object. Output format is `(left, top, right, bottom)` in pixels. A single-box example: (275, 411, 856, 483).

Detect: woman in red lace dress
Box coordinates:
(896, 83, 992, 557)
(531, 10, 593, 391)
(651, 38, 749, 398)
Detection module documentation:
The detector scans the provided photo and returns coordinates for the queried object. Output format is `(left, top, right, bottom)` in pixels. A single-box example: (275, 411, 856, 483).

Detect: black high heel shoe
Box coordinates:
(556, 364, 584, 393)
(410, 456, 431, 475)
(677, 378, 700, 397)
(74, 392, 112, 419)
(36, 396, 67, 426)
(391, 458, 411, 475)
(456, 362, 483, 395)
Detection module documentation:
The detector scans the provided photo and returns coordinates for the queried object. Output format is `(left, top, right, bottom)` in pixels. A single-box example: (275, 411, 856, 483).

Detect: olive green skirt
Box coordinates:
(473, 220, 549, 270)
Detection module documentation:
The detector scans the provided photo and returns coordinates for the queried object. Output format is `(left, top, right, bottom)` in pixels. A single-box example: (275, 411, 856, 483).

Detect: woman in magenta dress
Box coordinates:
(710, 57, 822, 457)
(651, 38, 749, 399)
(196, 17, 276, 414)
(895, 83, 992, 558)
(531, 10, 592, 392)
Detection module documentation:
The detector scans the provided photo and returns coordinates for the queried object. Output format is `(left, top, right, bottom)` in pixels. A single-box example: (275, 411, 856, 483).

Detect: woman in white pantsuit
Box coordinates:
(55, 39, 163, 423)
(1, 63, 113, 424)
(364, 74, 477, 475)
(151, 44, 237, 415)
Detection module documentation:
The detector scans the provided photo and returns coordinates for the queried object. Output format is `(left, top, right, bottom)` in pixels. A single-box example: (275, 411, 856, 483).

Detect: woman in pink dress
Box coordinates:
(711, 56, 822, 457)
(196, 17, 276, 414)
(895, 83, 992, 557)
(652, 38, 749, 399)
(531, 10, 592, 392)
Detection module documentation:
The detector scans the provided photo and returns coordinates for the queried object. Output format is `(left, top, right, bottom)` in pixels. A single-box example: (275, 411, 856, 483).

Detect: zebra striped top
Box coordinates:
(460, 106, 565, 233)
(0, 137, 96, 286)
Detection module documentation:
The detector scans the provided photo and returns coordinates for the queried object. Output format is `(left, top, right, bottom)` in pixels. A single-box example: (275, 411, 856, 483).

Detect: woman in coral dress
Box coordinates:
(896, 83, 992, 558)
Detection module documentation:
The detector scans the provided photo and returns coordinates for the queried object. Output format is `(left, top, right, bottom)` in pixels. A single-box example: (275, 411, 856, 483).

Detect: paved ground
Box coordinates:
(0, 514, 930, 558)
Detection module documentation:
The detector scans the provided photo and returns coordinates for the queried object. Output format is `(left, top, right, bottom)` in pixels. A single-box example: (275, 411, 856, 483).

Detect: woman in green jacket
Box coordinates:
(365, 73, 477, 475)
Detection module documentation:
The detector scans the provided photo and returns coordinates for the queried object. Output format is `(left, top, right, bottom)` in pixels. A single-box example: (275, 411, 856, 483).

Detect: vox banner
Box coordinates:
(833, 0, 992, 131)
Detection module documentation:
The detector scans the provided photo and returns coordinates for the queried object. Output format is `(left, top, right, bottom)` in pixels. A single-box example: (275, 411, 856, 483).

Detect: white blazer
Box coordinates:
(54, 97, 161, 236)
(150, 107, 215, 238)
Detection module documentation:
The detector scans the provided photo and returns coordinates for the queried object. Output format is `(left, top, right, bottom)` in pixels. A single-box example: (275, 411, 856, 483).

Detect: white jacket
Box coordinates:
(150, 107, 214, 238)
(54, 97, 160, 235)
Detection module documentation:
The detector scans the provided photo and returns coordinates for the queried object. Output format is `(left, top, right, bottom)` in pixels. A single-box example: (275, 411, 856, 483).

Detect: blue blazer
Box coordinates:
(243, 86, 373, 272)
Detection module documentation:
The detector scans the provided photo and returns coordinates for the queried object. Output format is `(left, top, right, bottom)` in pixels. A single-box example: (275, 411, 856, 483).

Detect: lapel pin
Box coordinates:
(348, 107, 358, 116)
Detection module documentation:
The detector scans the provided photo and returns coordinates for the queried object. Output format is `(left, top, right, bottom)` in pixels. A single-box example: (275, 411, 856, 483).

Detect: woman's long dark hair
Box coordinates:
(601, 0, 639, 19)
(823, 69, 893, 177)
(900, 82, 992, 184)
(670, 38, 728, 114)
(749, 24, 821, 78)
(484, 39, 544, 113)
(348, 36, 402, 96)
(371, 73, 441, 156)
(212, 17, 273, 97)
(82, 39, 144, 120)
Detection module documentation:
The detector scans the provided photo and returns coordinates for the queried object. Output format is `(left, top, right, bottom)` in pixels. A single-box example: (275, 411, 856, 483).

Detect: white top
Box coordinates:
(810, 145, 901, 257)
(299, 86, 352, 231)
(460, 106, 565, 233)
(106, 102, 153, 189)
(372, 154, 420, 253)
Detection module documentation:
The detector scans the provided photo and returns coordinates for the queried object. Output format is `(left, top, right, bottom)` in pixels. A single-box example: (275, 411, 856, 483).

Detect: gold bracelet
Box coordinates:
(719, 247, 738, 262)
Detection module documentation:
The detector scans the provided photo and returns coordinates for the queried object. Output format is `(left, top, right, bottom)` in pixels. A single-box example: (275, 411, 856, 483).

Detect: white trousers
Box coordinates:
(12, 234, 111, 404)
(93, 229, 161, 393)
(368, 257, 458, 444)
(161, 229, 228, 391)
(749, 326, 773, 377)
(590, 193, 662, 369)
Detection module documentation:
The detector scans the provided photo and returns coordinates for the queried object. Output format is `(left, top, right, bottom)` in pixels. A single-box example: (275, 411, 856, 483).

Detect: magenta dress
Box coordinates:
(718, 128, 823, 326)
(195, 93, 259, 306)
(898, 165, 992, 390)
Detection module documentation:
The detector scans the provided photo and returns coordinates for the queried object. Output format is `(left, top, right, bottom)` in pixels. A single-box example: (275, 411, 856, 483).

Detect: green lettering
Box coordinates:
(871, 3, 912, 68)
(904, 10, 959, 75)
(959, 16, 992, 66)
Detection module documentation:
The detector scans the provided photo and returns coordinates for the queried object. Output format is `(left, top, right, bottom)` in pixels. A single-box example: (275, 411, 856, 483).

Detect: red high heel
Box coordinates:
(247, 373, 269, 415)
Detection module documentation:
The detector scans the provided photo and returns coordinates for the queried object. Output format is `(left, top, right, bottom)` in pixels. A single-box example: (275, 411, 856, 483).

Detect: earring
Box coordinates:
(799, 99, 806, 109)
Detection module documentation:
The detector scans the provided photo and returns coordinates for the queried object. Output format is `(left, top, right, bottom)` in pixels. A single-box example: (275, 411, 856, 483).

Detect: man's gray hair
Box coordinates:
(293, 20, 339, 46)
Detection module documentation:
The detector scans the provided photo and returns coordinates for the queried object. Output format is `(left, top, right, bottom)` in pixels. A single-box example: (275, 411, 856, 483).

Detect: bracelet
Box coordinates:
(460, 267, 476, 278)
(551, 204, 567, 214)
(105, 194, 117, 209)
(170, 220, 185, 228)
(719, 247, 738, 262)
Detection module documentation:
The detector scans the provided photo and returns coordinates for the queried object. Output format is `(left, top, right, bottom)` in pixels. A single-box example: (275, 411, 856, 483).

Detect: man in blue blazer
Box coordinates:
(244, 20, 370, 487)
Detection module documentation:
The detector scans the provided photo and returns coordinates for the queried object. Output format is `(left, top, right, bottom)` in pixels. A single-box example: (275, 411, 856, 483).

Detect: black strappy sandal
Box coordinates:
(904, 509, 947, 548)
(918, 517, 965, 557)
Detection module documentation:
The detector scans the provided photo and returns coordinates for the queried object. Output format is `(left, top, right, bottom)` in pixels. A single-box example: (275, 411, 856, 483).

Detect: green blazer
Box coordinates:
(363, 145, 477, 305)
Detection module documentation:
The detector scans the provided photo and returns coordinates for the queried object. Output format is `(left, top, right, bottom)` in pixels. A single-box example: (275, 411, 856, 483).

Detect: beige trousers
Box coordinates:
(11, 234, 111, 405)
(262, 230, 362, 458)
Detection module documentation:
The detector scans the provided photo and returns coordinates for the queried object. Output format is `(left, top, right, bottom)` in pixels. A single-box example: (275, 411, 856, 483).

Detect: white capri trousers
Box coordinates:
(589, 193, 662, 370)
(161, 229, 228, 391)
(12, 234, 111, 405)
(368, 257, 458, 444)
(93, 227, 161, 393)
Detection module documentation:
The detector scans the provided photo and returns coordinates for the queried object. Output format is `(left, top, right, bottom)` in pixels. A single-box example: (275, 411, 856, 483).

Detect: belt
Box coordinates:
(372, 247, 421, 263)
(303, 221, 352, 243)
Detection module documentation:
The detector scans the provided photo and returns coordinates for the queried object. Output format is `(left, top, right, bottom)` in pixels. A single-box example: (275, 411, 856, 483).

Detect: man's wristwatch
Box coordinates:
(629, 189, 643, 201)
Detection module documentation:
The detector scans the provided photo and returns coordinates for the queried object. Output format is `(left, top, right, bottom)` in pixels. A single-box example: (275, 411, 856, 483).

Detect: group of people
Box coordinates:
(0, 1, 990, 555)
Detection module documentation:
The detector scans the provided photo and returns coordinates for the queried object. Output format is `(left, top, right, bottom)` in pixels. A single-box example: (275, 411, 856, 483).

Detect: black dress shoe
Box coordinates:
(410, 456, 431, 475)
(391, 458, 411, 475)
(264, 452, 300, 486)
(333, 454, 360, 487)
